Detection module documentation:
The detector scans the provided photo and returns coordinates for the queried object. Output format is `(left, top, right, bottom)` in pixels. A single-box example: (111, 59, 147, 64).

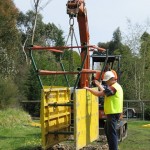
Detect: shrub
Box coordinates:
(144, 106, 150, 120)
(0, 76, 19, 108)
(22, 102, 40, 117)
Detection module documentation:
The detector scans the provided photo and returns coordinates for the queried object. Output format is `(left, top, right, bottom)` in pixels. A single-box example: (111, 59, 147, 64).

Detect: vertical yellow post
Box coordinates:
(74, 88, 99, 150)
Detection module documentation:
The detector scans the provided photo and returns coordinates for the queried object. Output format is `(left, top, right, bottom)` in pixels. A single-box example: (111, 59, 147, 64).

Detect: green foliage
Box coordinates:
(22, 102, 40, 117)
(0, 76, 20, 108)
(98, 27, 150, 100)
(0, 1, 29, 109)
(24, 67, 41, 100)
(1, 1, 150, 115)
(139, 32, 150, 99)
(17, 10, 44, 45)
(17, 10, 65, 47)
(144, 106, 150, 120)
(16, 10, 67, 101)
(0, 0, 21, 78)
(61, 50, 81, 86)
(98, 28, 136, 99)
(0, 0, 19, 47)
(98, 27, 123, 55)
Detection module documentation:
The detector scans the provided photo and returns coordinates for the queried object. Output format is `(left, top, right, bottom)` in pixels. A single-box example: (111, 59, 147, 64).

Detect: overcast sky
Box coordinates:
(14, 0, 150, 45)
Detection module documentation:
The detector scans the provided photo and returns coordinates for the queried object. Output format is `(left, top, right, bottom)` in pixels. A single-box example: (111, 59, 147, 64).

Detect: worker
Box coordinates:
(84, 71, 123, 150)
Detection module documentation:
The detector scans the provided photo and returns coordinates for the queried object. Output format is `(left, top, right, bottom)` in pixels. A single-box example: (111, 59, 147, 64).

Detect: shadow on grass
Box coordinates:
(0, 133, 41, 150)
(0, 135, 26, 139)
(0, 132, 40, 139)
(15, 146, 42, 150)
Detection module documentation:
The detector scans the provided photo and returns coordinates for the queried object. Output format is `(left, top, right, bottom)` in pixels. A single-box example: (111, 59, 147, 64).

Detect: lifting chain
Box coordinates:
(69, 17, 74, 72)
(65, 17, 81, 55)
(59, 16, 81, 86)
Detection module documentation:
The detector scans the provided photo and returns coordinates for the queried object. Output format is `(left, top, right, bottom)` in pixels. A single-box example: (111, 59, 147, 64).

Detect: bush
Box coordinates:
(22, 102, 40, 117)
(0, 76, 20, 108)
(144, 106, 150, 120)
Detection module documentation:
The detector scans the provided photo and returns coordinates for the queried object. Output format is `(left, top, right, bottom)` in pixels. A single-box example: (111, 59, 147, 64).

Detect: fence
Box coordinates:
(21, 100, 150, 120)
(123, 100, 150, 120)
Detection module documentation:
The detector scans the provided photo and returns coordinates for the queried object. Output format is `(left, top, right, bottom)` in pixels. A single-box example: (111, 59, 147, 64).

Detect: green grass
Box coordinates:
(0, 108, 41, 150)
(0, 109, 150, 150)
(0, 125, 41, 150)
(119, 120, 150, 150)
(0, 108, 32, 127)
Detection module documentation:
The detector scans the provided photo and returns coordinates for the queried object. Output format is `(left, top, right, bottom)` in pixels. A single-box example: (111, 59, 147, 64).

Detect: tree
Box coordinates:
(109, 27, 122, 54)
(30, 0, 53, 45)
(121, 20, 150, 100)
(0, 0, 20, 78)
(140, 32, 150, 99)
(97, 27, 137, 99)
(17, 10, 67, 100)
(98, 28, 123, 55)
(61, 50, 81, 86)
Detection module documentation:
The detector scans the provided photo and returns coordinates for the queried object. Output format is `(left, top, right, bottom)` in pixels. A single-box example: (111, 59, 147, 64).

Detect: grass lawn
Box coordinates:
(0, 124, 41, 150)
(119, 120, 150, 150)
(0, 119, 150, 150)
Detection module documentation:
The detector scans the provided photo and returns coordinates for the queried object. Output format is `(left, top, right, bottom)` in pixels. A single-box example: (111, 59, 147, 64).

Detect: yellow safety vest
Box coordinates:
(104, 82, 123, 114)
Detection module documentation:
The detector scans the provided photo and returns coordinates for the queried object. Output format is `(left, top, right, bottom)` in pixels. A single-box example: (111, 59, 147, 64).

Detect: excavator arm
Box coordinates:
(66, 0, 90, 88)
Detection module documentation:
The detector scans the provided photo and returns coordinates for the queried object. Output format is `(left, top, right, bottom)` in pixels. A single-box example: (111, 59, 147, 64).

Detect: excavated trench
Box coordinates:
(48, 135, 109, 150)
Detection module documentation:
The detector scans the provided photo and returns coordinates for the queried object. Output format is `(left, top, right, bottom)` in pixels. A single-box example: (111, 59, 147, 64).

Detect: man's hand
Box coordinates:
(84, 87, 90, 90)
(84, 86, 104, 97)
(92, 45, 106, 52)
(93, 80, 104, 91)
(94, 80, 101, 86)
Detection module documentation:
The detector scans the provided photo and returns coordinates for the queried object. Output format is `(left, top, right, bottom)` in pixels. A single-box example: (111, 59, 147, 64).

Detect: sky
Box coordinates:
(13, 0, 150, 45)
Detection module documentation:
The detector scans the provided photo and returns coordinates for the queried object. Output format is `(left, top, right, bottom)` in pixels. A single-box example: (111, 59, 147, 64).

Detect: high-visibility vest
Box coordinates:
(104, 82, 123, 114)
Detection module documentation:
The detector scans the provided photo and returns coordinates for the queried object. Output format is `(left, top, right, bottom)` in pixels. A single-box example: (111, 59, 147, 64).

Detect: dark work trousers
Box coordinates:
(104, 114, 120, 150)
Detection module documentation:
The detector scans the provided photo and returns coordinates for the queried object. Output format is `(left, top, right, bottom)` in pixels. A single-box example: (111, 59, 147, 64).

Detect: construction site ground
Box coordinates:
(48, 135, 109, 150)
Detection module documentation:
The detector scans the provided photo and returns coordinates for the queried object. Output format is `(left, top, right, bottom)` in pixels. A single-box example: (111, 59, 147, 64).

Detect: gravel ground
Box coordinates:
(48, 135, 109, 150)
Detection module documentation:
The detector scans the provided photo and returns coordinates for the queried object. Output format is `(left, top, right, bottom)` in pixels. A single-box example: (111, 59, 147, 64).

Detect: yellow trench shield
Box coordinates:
(74, 88, 99, 150)
(40, 86, 71, 150)
(40, 86, 99, 150)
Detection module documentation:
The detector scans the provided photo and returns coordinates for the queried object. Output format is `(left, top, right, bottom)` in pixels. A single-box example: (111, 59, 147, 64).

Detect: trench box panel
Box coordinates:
(74, 88, 99, 150)
(40, 86, 71, 150)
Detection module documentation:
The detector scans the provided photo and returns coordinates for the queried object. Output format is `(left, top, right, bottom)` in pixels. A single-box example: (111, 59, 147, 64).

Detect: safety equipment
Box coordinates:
(104, 82, 123, 114)
(103, 71, 115, 81)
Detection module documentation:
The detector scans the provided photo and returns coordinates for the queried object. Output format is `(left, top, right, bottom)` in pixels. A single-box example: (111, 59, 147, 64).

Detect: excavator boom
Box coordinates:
(67, 0, 90, 88)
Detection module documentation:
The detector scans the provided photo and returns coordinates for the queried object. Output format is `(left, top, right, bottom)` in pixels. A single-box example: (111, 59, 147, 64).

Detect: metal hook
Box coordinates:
(69, 17, 74, 26)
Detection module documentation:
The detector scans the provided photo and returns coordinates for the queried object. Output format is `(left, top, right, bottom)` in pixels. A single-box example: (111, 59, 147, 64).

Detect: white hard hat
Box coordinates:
(103, 71, 115, 81)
